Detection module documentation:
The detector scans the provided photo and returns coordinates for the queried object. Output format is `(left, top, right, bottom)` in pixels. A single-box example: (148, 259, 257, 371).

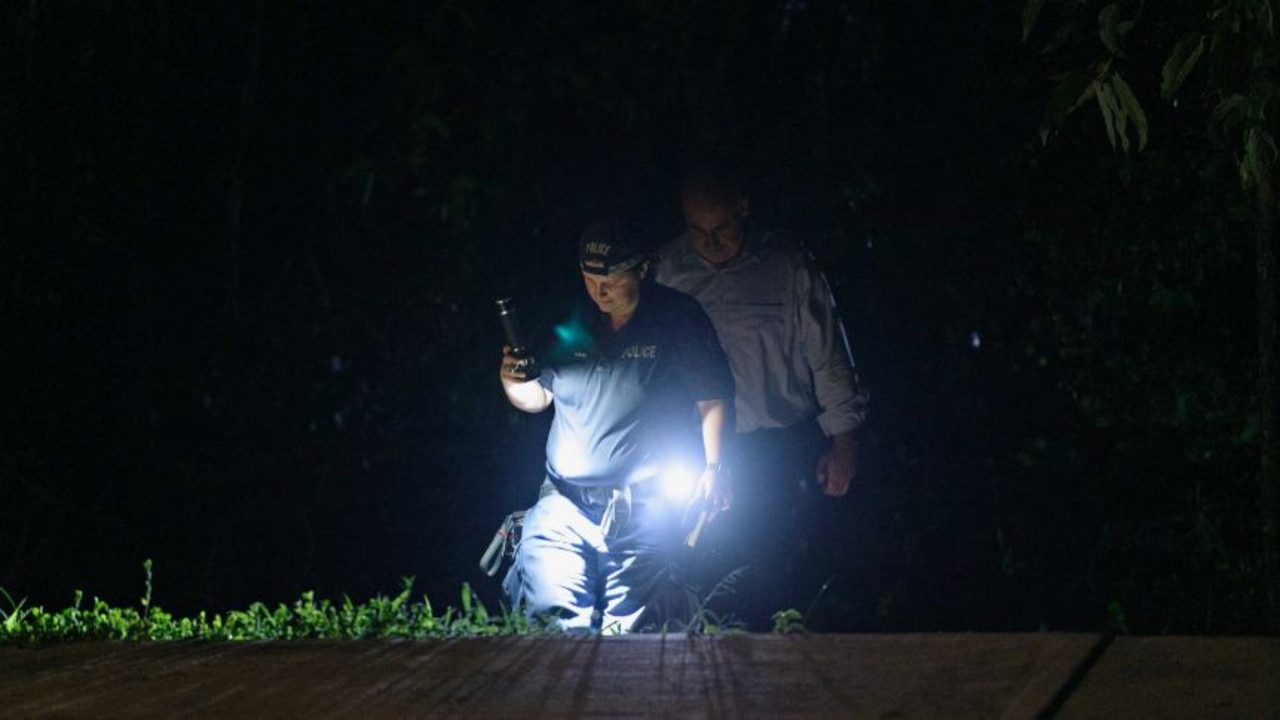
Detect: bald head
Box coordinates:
(680, 171, 749, 267)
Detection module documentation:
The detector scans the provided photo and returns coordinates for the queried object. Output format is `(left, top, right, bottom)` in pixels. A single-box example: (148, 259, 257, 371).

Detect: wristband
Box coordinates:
(705, 462, 725, 473)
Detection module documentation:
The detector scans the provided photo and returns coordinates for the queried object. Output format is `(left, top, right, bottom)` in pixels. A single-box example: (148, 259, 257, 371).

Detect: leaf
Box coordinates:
(1102, 79, 1129, 151)
(1023, 0, 1046, 42)
(1161, 34, 1205, 100)
(413, 110, 450, 141)
(1098, 3, 1123, 55)
(1210, 94, 1249, 144)
(1241, 126, 1278, 189)
(1110, 72, 1149, 151)
(1041, 66, 1100, 143)
(1095, 79, 1119, 150)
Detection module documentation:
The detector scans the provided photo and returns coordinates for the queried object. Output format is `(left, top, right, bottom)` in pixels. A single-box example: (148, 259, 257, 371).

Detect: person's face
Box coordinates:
(684, 196, 748, 266)
(582, 266, 644, 317)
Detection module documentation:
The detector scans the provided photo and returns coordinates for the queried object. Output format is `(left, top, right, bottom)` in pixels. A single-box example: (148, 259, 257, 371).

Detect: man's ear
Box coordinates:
(638, 260, 652, 280)
(739, 196, 750, 219)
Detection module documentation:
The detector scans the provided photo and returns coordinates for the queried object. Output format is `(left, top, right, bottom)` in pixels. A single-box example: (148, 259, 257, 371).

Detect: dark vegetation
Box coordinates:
(3, 1, 1275, 634)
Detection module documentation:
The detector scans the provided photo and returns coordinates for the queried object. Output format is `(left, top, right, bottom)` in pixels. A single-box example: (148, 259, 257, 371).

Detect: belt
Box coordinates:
(548, 478, 640, 539)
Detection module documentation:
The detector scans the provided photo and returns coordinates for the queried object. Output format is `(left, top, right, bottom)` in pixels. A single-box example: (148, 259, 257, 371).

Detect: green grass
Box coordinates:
(0, 560, 553, 644)
(1, 560, 810, 644)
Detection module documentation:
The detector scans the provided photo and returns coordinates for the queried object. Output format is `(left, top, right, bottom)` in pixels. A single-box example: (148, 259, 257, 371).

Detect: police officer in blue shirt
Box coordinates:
(499, 217, 735, 632)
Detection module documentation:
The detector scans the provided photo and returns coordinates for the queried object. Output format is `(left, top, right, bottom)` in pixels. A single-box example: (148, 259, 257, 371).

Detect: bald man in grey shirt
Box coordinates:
(654, 170, 869, 629)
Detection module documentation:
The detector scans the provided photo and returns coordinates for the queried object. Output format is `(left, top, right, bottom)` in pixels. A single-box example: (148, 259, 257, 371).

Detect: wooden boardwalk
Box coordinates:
(2, 634, 1277, 718)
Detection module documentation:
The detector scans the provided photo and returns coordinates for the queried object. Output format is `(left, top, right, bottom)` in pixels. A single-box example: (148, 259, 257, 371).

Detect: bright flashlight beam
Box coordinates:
(658, 462, 698, 504)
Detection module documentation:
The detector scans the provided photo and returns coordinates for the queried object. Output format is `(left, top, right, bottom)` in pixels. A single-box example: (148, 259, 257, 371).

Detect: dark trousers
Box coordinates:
(694, 422, 850, 630)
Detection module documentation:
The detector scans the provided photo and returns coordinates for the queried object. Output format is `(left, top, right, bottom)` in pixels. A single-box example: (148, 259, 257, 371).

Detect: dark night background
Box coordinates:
(4, 1, 1276, 633)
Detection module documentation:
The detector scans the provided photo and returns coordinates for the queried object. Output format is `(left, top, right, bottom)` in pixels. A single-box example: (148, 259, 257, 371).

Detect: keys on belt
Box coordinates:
(555, 481, 634, 539)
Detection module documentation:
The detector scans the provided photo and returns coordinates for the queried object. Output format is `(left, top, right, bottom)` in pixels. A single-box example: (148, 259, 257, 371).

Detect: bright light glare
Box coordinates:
(623, 458, 700, 502)
(552, 434, 589, 477)
(659, 462, 698, 503)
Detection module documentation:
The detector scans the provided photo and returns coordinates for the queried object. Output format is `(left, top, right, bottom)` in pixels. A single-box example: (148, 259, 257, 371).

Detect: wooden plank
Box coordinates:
(1058, 636, 1280, 719)
(0, 633, 1101, 718)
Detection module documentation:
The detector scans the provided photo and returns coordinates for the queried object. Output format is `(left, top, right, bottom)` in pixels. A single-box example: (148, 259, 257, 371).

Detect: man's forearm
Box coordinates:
(696, 399, 727, 463)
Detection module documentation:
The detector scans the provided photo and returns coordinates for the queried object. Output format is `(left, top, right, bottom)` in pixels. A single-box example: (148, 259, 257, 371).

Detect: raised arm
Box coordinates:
(499, 345, 553, 413)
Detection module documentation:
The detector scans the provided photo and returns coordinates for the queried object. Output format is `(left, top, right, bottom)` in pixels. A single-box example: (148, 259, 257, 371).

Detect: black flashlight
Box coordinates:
(496, 297, 540, 380)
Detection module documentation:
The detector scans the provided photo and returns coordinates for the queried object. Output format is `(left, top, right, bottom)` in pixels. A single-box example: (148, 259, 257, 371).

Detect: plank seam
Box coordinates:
(1035, 633, 1115, 719)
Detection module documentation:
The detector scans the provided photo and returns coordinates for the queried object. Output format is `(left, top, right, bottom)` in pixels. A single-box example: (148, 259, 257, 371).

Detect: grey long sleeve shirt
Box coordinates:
(654, 228, 868, 437)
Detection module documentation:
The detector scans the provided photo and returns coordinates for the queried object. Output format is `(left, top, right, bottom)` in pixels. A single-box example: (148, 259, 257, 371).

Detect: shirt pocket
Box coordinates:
(715, 301, 788, 351)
